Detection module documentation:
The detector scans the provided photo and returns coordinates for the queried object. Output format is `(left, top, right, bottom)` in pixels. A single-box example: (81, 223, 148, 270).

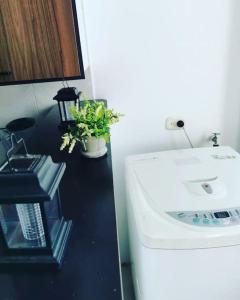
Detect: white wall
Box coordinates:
(82, 0, 240, 261)
(0, 69, 93, 128)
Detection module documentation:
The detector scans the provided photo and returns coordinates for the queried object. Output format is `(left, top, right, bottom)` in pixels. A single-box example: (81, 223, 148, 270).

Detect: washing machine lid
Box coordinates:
(126, 146, 240, 249)
(133, 146, 240, 213)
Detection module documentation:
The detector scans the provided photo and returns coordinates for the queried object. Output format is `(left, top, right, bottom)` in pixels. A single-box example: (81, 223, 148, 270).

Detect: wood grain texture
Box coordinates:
(0, 0, 81, 82)
(0, 8, 13, 82)
(52, 0, 80, 77)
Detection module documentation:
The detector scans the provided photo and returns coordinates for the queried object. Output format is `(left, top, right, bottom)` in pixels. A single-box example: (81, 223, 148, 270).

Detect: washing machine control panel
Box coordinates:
(167, 208, 240, 227)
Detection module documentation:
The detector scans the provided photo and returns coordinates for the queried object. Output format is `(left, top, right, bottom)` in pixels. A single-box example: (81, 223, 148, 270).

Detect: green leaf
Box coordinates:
(60, 99, 123, 152)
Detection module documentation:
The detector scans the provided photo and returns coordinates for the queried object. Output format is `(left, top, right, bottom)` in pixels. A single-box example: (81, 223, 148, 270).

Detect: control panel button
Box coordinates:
(203, 218, 210, 225)
(222, 218, 230, 225)
(193, 217, 200, 224)
(201, 183, 213, 194)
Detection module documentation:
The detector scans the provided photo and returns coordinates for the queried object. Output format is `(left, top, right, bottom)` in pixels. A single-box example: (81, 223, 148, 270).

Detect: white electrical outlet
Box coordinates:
(166, 117, 184, 130)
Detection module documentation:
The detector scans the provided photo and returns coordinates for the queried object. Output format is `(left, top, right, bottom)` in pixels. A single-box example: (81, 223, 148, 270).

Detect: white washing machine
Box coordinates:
(125, 146, 240, 300)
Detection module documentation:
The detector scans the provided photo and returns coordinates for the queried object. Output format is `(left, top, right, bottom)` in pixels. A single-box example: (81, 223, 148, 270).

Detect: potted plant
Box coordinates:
(60, 100, 123, 158)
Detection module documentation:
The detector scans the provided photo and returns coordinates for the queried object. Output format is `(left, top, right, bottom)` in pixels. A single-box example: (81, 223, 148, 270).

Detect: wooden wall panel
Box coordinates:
(0, 0, 81, 83)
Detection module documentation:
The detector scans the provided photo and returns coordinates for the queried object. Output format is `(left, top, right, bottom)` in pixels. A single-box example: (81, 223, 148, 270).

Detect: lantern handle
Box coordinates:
(6, 133, 29, 172)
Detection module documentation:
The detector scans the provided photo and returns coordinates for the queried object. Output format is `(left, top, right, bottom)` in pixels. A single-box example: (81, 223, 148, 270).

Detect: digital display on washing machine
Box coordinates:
(214, 211, 230, 218)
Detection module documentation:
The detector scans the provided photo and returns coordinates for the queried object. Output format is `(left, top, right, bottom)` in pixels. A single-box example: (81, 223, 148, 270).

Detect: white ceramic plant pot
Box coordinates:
(81, 136, 107, 158)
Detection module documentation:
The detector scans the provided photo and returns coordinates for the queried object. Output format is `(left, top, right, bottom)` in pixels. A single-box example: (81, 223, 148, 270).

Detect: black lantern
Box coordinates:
(0, 134, 72, 269)
(53, 87, 81, 125)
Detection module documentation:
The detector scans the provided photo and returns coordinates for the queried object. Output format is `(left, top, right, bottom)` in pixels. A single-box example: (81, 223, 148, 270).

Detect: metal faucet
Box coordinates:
(210, 133, 220, 147)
